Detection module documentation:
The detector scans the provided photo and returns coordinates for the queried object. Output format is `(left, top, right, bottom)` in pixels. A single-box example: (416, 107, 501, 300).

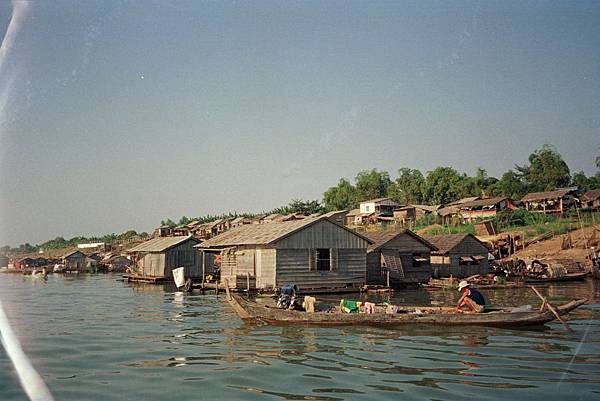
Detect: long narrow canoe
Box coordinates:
(524, 271, 589, 283)
(225, 292, 586, 328)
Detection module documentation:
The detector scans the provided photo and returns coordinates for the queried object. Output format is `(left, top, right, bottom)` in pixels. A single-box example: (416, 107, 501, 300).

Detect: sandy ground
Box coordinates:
(509, 224, 600, 266)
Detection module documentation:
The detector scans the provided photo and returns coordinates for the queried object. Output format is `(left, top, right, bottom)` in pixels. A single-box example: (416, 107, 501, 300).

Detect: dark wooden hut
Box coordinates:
(63, 251, 87, 272)
(365, 230, 437, 286)
(582, 189, 600, 211)
(424, 233, 489, 278)
(196, 216, 372, 292)
(127, 236, 202, 280)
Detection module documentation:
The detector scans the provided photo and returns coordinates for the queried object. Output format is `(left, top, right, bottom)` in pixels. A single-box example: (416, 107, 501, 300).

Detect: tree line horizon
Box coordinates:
(3, 144, 599, 254)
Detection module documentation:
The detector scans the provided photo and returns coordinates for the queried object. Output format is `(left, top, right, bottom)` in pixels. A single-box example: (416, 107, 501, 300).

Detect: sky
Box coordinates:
(0, 0, 599, 246)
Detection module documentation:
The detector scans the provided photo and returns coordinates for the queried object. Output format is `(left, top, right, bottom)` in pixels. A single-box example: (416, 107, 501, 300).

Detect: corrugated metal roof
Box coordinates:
(447, 196, 480, 206)
(346, 208, 361, 217)
(128, 236, 198, 252)
(583, 189, 600, 201)
(360, 197, 392, 204)
(322, 210, 348, 217)
(365, 230, 437, 252)
(423, 233, 474, 254)
(197, 216, 371, 248)
(521, 188, 577, 202)
(457, 197, 508, 209)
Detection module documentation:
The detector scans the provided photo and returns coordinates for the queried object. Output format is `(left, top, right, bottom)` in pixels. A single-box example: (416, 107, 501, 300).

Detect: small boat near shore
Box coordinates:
(225, 289, 586, 328)
(523, 271, 590, 283)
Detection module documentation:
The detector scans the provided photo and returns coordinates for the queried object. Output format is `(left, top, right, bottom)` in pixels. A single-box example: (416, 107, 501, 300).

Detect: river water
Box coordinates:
(1, 274, 599, 401)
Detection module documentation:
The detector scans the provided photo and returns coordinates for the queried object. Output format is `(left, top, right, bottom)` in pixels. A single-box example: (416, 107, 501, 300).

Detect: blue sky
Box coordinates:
(0, 1, 599, 246)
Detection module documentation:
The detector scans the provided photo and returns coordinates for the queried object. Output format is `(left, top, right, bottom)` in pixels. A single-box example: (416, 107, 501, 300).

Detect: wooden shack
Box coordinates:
(457, 197, 516, 222)
(424, 233, 489, 278)
(521, 188, 579, 214)
(196, 216, 372, 292)
(365, 230, 437, 286)
(393, 204, 439, 225)
(63, 250, 87, 272)
(127, 236, 202, 280)
(582, 189, 600, 211)
(322, 210, 348, 226)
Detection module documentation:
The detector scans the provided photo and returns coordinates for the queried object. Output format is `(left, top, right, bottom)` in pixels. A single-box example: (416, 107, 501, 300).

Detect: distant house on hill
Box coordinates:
(322, 210, 348, 226)
(393, 204, 439, 225)
(345, 209, 361, 225)
(127, 236, 202, 280)
(365, 230, 437, 286)
(196, 216, 372, 292)
(521, 188, 579, 214)
(582, 189, 600, 210)
(230, 216, 253, 228)
(456, 197, 516, 222)
(359, 198, 400, 216)
(424, 233, 489, 278)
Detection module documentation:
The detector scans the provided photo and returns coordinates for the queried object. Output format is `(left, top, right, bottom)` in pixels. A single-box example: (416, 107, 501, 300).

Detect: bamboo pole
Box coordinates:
(530, 286, 573, 333)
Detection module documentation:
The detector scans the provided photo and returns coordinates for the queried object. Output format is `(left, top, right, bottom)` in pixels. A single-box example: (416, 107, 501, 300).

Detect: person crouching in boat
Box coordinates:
(456, 280, 485, 313)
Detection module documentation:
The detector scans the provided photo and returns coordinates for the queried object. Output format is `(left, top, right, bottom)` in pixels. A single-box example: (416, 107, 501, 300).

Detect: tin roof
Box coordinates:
(423, 233, 485, 254)
(197, 216, 372, 248)
(457, 197, 508, 209)
(127, 236, 198, 253)
(365, 230, 437, 253)
(583, 189, 600, 202)
(521, 188, 577, 202)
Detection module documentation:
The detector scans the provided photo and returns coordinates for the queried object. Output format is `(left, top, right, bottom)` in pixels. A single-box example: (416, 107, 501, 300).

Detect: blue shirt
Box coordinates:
(468, 288, 486, 306)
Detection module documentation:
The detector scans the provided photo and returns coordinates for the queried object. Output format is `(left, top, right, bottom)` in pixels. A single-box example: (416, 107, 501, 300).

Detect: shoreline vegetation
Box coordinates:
(2, 144, 599, 258)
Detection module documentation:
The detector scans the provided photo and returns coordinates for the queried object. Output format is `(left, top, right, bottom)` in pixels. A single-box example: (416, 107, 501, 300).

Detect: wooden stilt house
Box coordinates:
(196, 216, 372, 292)
(365, 230, 437, 285)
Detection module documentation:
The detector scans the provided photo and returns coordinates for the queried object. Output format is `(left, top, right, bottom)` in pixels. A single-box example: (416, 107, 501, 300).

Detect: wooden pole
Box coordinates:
(575, 206, 591, 267)
(202, 252, 206, 286)
(246, 272, 250, 292)
(387, 270, 390, 287)
(530, 286, 573, 333)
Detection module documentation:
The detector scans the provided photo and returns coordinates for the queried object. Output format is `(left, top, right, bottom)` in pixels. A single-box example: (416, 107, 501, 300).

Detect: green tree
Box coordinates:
(160, 218, 176, 228)
(422, 167, 464, 205)
(273, 199, 325, 215)
(178, 216, 192, 226)
(323, 178, 357, 211)
(489, 170, 528, 199)
(515, 145, 571, 191)
(393, 168, 425, 204)
(354, 169, 392, 202)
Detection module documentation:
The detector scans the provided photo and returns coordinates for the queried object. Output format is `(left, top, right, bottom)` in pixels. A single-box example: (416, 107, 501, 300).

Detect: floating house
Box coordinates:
(365, 230, 437, 285)
(521, 188, 579, 214)
(127, 236, 203, 280)
(424, 233, 489, 278)
(196, 216, 372, 292)
(63, 250, 87, 272)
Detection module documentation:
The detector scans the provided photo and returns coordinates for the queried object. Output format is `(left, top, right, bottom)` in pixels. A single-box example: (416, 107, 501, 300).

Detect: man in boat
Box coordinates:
(456, 280, 486, 313)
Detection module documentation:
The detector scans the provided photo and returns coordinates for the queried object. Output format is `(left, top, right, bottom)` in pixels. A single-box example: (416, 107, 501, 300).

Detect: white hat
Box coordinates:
(458, 280, 470, 291)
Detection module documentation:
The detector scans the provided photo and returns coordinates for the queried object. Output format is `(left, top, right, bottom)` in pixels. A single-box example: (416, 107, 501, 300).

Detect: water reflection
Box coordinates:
(0, 274, 599, 401)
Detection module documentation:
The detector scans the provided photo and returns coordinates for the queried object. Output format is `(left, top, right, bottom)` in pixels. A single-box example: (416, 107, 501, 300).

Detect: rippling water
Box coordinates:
(1, 274, 599, 400)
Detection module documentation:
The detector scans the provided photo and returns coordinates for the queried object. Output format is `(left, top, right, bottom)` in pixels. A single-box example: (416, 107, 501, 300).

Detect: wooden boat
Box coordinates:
(523, 271, 589, 283)
(225, 291, 586, 328)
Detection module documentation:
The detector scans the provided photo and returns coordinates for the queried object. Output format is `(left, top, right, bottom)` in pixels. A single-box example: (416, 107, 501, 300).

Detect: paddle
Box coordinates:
(530, 285, 574, 333)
